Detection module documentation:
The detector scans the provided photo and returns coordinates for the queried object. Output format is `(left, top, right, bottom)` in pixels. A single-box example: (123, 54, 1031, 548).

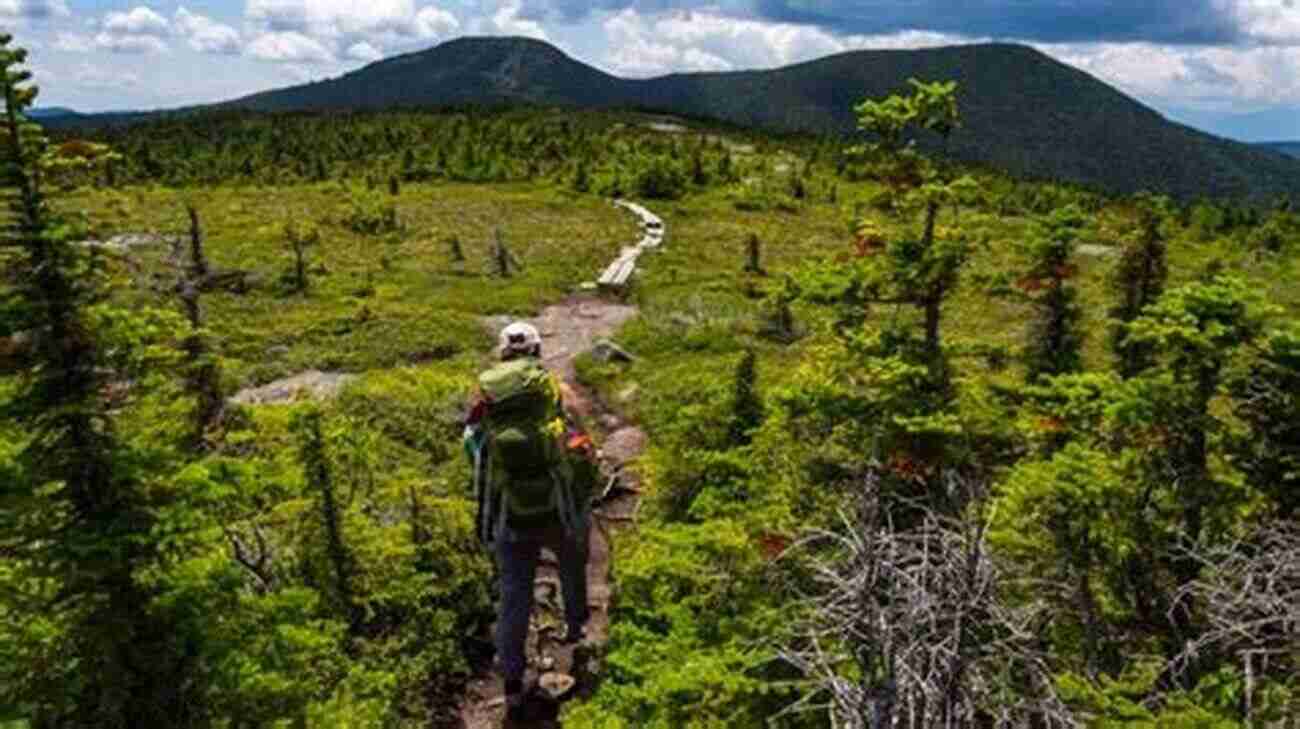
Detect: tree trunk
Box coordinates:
(186, 204, 209, 281)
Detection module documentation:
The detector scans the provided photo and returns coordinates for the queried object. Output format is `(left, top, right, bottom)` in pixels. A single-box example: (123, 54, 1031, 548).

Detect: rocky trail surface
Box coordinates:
(458, 201, 659, 728)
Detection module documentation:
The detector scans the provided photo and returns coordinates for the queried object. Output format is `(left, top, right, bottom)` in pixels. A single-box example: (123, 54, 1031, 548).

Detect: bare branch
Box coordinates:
(778, 469, 1080, 729)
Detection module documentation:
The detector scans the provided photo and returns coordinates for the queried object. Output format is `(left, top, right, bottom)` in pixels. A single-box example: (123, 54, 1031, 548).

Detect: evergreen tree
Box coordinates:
(743, 232, 764, 274)
(0, 35, 202, 726)
(1230, 326, 1300, 519)
(729, 349, 764, 446)
(177, 207, 223, 448)
(1110, 194, 1170, 377)
(284, 220, 320, 293)
(1127, 275, 1268, 597)
(572, 157, 590, 193)
(1015, 205, 1086, 381)
(294, 409, 362, 640)
(851, 79, 971, 390)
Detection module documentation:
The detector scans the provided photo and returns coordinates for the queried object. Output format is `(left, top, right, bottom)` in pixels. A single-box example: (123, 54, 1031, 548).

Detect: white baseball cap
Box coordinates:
(499, 321, 541, 355)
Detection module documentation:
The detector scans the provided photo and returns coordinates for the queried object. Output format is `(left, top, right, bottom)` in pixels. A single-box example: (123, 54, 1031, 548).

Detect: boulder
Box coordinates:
(590, 338, 634, 363)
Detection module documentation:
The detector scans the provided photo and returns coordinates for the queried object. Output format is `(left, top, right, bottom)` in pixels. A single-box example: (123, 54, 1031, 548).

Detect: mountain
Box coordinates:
(226, 36, 628, 111)
(619, 43, 1300, 201)
(29, 106, 81, 119)
(87, 37, 1300, 201)
(1256, 142, 1300, 159)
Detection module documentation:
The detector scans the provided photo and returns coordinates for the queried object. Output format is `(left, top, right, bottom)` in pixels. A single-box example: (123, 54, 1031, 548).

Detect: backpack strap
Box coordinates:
(549, 461, 585, 536)
(472, 428, 506, 548)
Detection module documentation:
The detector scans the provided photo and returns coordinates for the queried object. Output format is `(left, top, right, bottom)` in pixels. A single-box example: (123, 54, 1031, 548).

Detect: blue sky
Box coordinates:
(7, 0, 1300, 140)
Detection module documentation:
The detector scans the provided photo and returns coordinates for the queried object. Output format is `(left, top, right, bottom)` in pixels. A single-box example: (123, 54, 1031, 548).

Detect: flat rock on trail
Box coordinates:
(462, 296, 646, 729)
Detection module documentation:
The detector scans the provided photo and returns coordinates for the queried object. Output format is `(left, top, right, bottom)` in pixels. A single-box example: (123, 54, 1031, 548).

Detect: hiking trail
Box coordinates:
(458, 200, 659, 729)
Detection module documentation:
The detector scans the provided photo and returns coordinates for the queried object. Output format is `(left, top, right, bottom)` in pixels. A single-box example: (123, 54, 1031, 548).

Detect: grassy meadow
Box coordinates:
(7, 94, 1300, 728)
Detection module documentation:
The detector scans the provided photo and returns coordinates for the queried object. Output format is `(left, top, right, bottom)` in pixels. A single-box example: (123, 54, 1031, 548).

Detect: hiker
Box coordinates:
(463, 321, 598, 720)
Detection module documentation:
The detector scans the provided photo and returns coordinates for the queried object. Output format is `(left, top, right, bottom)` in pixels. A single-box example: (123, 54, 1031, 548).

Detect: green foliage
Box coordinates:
(1228, 325, 1300, 518)
(563, 520, 796, 729)
(1057, 657, 1296, 728)
(0, 34, 208, 727)
(728, 349, 764, 446)
(1126, 274, 1269, 386)
(4, 41, 1300, 729)
(283, 219, 321, 293)
(342, 188, 402, 236)
(635, 157, 687, 200)
(1002, 204, 1088, 381)
(1110, 194, 1172, 378)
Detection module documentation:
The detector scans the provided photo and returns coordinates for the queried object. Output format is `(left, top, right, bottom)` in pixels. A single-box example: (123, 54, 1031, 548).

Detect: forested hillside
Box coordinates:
(86, 35, 1300, 202)
(1257, 141, 1300, 158)
(5, 34, 1300, 729)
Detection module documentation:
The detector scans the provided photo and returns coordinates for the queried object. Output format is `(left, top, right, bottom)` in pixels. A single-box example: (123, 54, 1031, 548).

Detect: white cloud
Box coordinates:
(93, 6, 170, 54)
(600, 8, 966, 77)
(247, 31, 336, 63)
(281, 63, 319, 82)
(74, 63, 141, 90)
(0, 0, 68, 19)
(247, 0, 433, 38)
(1231, 0, 1300, 45)
(243, 0, 461, 64)
(1036, 40, 1300, 109)
(175, 7, 242, 54)
(346, 40, 384, 62)
(103, 6, 170, 36)
(52, 31, 93, 52)
(415, 6, 459, 39)
(94, 32, 169, 54)
(472, 0, 548, 40)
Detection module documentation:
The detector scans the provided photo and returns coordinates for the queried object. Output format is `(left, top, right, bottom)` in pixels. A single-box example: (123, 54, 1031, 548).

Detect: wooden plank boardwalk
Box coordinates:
(597, 200, 664, 289)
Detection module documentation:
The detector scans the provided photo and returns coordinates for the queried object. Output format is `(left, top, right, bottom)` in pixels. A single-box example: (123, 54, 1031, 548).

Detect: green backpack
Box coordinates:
(476, 359, 577, 534)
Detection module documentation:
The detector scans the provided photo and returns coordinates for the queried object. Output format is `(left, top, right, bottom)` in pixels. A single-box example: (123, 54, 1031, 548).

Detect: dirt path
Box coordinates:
(458, 209, 656, 729)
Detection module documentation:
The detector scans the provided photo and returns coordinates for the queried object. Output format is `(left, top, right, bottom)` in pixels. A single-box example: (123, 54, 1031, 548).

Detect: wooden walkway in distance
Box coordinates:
(598, 200, 664, 289)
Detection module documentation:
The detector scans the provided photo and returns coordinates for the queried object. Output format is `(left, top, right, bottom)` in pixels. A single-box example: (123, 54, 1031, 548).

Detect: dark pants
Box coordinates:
(494, 515, 590, 683)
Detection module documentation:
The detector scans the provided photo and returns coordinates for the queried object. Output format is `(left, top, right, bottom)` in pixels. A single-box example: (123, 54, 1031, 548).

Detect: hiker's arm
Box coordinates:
(462, 394, 488, 468)
(556, 380, 591, 426)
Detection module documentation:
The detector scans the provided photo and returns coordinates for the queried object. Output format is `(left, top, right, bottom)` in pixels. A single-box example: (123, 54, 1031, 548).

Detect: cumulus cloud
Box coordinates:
(0, 0, 68, 20)
(247, 31, 336, 63)
(52, 31, 93, 52)
(601, 8, 965, 77)
(103, 7, 170, 36)
(1231, 0, 1300, 45)
(459, 0, 549, 39)
(247, 0, 453, 39)
(415, 6, 460, 38)
(244, 0, 462, 63)
(507, 0, 1245, 45)
(175, 7, 242, 55)
(761, 0, 1239, 44)
(345, 40, 384, 62)
(74, 63, 141, 90)
(494, 1, 550, 38)
(281, 63, 318, 82)
(94, 33, 169, 54)
(1034, 40, 1300, 109)
(94, 6, 170, 54)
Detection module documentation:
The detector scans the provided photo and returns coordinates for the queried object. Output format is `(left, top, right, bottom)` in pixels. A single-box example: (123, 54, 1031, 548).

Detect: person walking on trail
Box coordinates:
(463, 321, 598, 721)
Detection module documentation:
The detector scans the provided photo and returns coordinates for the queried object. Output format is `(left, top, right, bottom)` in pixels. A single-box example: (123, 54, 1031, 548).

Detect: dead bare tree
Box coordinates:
(177, 279, 224, 448)
(185, 203, 210, 281)
(778, 469, 1078, 729)
(1172, 521, 1300, 726)
(224, 522, 277, 594)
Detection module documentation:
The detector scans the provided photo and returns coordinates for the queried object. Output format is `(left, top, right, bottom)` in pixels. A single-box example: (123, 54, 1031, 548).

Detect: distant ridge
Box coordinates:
(1256, 141, 1300, 159)
(64, 36, 1300, 201)
(29, 106, 81, 119)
